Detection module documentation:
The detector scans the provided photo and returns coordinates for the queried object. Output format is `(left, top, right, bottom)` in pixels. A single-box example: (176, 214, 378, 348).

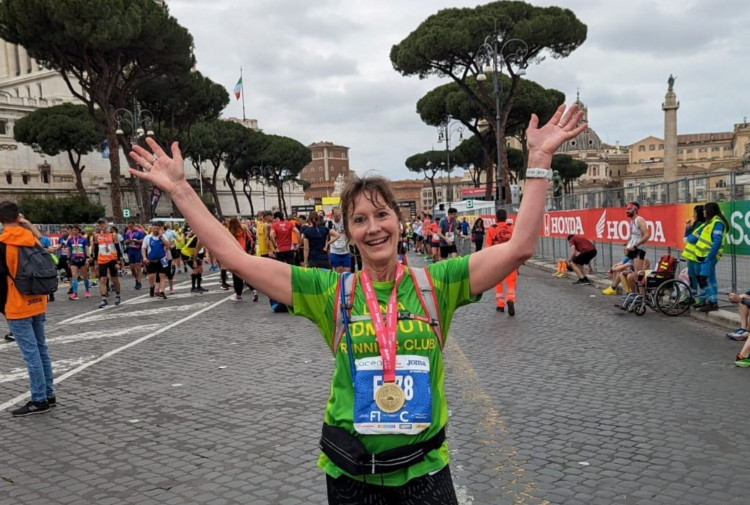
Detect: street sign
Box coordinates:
(123, 207, 131, 219)
(465, 199, 474, 209)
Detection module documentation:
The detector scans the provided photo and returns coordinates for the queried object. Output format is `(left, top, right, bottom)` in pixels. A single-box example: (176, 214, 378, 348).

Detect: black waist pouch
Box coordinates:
(319, 424, 445, 476)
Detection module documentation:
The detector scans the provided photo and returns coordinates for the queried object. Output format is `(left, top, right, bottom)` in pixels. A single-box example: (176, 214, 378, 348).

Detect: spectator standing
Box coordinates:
(270, 212, 300, 265)
(303, 213, 339, 269)
(681, 205, 706, 300)
(472, 218, 485, 252)
(0, 201, 54, 416)
(566, 234, 597, 285)
(696, 202, 728, 312)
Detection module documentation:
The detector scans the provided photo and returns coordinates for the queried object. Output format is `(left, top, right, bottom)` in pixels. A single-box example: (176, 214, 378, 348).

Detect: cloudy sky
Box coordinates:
(168, 0, 750, 180)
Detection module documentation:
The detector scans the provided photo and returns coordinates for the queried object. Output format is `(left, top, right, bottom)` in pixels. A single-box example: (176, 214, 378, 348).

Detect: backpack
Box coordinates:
(653, 254, 676, 277)
(1, 242, 58, 295)
(332, 267, 443, 354)
(491, 223, 513, 246)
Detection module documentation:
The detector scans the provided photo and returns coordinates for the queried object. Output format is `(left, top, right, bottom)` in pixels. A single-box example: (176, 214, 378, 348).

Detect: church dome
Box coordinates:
(558, 126, 603, 152)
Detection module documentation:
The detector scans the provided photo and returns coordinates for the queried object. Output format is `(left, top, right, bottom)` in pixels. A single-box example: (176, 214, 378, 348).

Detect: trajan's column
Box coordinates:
(662, 74, 679, 202)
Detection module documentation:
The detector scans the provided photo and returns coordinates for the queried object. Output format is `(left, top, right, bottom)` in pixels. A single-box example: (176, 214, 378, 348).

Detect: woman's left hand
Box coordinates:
(129, 138, 187, 195)
(526, 104, 587, 158)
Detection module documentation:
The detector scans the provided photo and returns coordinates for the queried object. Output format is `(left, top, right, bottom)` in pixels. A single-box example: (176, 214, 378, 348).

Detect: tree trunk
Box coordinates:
(66, 150, 88, 198)
(484, 155, 494, 202)
(225, 171, 241, 215)
(209, 164, 223, 218)
(427, 176, 437, 208)
(106, 129, 123, 220)
(242, 179, 255, 216)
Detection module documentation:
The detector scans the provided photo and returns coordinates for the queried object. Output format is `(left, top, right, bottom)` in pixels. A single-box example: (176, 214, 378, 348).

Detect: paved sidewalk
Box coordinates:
(0, 258, 747, 504)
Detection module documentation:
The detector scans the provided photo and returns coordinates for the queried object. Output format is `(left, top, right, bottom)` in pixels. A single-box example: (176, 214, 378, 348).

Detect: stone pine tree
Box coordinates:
(405, 151, 446, 208)
(391, 0, 586, 202)
(416, 76, 564, 191)
(259, 135, 311, 217)
(0, 0, 195, 219)
(13, 103, 102, 198)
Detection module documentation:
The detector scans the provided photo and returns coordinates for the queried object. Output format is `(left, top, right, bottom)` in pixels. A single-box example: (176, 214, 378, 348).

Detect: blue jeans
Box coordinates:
(700, 258, 719, 304)
(9, 314, 53, 402)
(687, 260, 701, 300)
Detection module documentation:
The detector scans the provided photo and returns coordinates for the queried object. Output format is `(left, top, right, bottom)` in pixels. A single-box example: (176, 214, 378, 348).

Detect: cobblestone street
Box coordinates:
(1, 257, 747, 505)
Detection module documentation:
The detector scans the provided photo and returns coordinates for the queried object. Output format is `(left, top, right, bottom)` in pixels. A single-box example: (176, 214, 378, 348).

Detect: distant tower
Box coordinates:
(662, 75, 679, 201)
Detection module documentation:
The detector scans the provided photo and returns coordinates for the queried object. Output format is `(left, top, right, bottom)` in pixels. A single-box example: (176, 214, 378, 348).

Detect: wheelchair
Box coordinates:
(617, 258, 693, 316)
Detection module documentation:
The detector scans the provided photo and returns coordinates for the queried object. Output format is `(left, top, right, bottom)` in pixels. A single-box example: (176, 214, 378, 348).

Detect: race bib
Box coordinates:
(432, 233, 439, 242)
(445, 232, 455, 242)
(352, 354, 431, 435)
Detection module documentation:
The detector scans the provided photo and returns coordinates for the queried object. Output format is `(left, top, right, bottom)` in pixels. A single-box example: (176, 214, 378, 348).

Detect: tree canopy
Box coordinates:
(552, 153, 588, 194)
(0, 0, 196, 219)
(14, 103, 102, 197)
(391, 0, 586, 202)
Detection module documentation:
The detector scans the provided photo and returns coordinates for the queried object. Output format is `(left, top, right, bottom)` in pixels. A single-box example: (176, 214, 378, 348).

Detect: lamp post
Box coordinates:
(476, 35, 528, 209)
(437, 118, 464, 208)
(115, 103, 154, 219)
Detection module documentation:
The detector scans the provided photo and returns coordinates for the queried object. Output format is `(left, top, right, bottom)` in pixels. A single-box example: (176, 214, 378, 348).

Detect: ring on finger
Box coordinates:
(557, 123, 565, 127)
(151, 155, 158, 163)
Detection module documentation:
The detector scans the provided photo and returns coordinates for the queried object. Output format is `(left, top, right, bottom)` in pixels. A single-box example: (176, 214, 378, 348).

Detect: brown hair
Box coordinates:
(340, 175, 399, 238)
(228, 217, 243, 236)
(308, 212, 319, 226)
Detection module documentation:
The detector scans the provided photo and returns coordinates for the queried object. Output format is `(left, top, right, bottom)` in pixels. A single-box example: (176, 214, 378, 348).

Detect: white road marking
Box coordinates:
(0, 356, 96, 384)
(0, 325, 163, 354)
(71, 302, 212, 324)
(0, 296, 229, 412)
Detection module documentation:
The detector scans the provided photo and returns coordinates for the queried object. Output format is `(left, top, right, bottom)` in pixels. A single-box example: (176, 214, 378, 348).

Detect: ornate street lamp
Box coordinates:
(476, 35, 528, 209)
(437, 118, 463, 208)
(115, 103, 155, 218)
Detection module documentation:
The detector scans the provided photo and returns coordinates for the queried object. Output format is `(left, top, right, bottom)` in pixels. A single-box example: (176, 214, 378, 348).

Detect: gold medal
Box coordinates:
(374, 382, 405, 413)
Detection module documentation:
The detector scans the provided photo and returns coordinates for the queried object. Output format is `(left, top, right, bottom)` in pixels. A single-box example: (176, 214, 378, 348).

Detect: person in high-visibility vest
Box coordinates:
(680, 205, 706, 301)
(685, 202, 728, 312)
(485, 208, 516, 315)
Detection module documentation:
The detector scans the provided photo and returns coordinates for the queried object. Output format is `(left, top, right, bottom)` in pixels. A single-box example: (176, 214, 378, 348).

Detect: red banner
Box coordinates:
(540, 205, 687, 248)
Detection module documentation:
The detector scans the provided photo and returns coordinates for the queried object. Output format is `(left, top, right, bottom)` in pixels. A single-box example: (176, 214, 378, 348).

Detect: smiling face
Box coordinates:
(347, 190, 400, 271)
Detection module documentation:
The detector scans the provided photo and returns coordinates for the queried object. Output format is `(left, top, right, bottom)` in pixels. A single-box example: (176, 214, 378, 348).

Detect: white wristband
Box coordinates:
(525, 168, 553, 180)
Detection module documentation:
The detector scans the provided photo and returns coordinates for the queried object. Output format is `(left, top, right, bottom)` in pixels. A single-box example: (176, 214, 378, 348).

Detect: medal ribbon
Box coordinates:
(359, 263, 404, 383)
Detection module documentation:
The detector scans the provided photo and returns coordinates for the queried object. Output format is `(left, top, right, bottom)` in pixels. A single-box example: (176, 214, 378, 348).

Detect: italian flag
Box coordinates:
(233, 76, 242, 100)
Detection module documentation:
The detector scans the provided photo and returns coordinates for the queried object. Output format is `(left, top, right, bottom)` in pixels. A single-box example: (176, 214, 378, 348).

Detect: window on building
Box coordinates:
(712, 147, 720, 152)
(658, 144, 664, 150)
(724, 146, 732, 151)
(5, 173, 11, 184)
(699, 148, 707, 152)
(0, 120, 6, 135)
(649, 144, 655, 151)
(22, 173, 29, 184)
(678, 149, 683, 154)
(37, 83, 43, 98)
(638, 145, 645, 152)
(686, 148, 693, 153)
(716, 179, 727, 188)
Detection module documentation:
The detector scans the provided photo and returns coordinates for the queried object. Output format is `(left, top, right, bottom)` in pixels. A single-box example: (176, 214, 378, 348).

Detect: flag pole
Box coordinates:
(240, 66, 246, 122)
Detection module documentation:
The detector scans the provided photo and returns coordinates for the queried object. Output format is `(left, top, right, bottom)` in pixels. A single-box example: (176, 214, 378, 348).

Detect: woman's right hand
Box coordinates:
(129, 138, 187, 195)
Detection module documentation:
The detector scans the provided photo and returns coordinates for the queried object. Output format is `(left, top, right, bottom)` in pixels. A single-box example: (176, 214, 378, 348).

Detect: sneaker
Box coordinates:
(135, 282, 142, 290)
(47, 396, 57, 408)
(507, 300, 515, 316)
(156, 292, 167, 300)
(220, 283, 230, 291)
(11, 400, 50, 417)
(698, 302, 719, 312)
(84, 291, 91, 298)
(253, 291, 259, 302)
(150, 286, 155, 297)
(4, 333, 14, 342)
(602, 286, 618, 296)
(108, 285, 116, 292)
(198, 287, 209, 293)
(573, 278, 590, 285)
(496, 306, 504, 312)
(98, 299, 108, 308)
(726, 328, 749, 340)
(693, 299, 705, 307)
(90, 281, 98, 287)
(114, 296, 121, 306)
(190, 288, 200, 294)
(68, 293, 79, 300)
(231, 294, 242, 302)
(48, 293, 55, 302)
(735, 354, 750, 367)
(169, 288, 175, 295)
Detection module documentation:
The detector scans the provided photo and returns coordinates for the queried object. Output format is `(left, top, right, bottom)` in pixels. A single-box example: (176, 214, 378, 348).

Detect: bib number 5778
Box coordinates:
(373, 375, 414, 400)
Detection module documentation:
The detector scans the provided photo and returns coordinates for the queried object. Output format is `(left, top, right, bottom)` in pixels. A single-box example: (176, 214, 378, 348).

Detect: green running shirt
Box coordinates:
(290, 255, 479, 486)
